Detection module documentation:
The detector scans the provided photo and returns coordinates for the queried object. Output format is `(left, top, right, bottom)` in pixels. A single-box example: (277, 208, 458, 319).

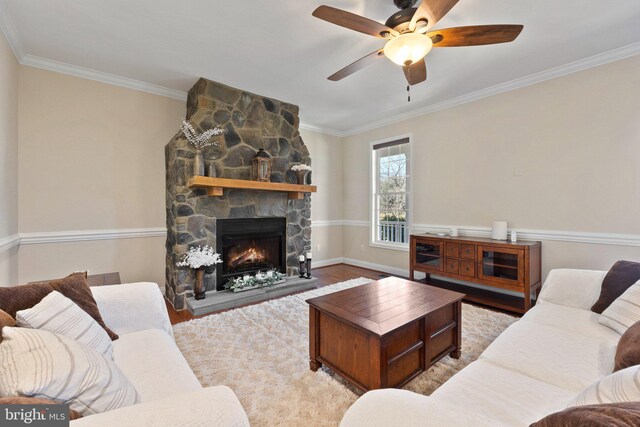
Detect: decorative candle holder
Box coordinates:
(299, 254, 306, 278)
(305, 252, 312, 279)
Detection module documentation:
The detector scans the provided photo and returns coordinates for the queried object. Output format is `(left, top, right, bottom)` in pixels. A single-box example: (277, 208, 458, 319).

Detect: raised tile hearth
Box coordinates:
(186, 276, 318, 316)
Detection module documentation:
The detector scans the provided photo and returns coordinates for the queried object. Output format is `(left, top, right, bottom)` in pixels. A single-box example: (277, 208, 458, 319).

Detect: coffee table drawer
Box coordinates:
(428, 326, 455, 363)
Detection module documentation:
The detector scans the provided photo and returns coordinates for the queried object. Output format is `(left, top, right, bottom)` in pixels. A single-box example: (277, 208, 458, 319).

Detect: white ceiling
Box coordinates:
(1, 0, 639, 135)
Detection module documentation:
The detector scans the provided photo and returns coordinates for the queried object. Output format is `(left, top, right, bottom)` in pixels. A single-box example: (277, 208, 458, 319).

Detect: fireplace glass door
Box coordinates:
(216, 217, 286, 290)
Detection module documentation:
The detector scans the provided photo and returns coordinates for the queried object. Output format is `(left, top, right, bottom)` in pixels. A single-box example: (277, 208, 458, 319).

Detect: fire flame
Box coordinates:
(227, 244, 266, 269)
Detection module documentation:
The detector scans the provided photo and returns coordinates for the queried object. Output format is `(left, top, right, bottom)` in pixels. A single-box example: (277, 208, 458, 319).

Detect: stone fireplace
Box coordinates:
(165, 78, 313, 311)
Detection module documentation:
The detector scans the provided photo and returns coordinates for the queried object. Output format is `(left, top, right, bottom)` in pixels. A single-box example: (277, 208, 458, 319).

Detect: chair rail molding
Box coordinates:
(4, 223, 639, 250)
(19, 228, 167, 245)
(0, 234, 21, 253)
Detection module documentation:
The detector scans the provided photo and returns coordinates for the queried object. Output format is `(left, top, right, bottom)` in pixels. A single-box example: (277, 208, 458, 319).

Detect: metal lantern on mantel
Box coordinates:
(252, 148, 272, 182)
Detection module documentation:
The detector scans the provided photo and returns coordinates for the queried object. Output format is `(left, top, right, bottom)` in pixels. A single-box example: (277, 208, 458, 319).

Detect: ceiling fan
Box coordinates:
(313, 0, 523, 86)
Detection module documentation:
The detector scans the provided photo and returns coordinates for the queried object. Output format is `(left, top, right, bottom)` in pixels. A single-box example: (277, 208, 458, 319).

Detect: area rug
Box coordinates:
(173, 277, 517, 427)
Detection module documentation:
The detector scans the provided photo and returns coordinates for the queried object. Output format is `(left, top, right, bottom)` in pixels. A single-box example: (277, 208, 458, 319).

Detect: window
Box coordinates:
(372, 137, 410, 247)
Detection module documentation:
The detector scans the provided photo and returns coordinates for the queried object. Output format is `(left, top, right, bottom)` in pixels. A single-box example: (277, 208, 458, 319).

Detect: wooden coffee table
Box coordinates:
(306, 277, 464, 391)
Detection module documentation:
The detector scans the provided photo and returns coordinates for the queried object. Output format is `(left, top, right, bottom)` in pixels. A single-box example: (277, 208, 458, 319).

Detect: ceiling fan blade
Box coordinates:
(328, 50, 385, 81)
(428, 25, 524, 47)
(313, 5, 398, 38)
(403, 59, 427, 86)
(410, 0, 459, 32)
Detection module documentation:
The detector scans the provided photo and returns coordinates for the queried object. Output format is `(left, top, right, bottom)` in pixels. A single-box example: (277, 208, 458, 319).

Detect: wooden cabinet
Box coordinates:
(410, 235, 541, 314)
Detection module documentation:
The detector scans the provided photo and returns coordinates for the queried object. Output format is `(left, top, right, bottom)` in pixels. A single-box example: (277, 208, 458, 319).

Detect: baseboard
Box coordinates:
(341, 257, 409, 278)
(311, 257, 346, 268)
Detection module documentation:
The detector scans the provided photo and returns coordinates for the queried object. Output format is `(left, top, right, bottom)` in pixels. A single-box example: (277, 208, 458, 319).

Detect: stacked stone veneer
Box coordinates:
(165, 78, 311, 310)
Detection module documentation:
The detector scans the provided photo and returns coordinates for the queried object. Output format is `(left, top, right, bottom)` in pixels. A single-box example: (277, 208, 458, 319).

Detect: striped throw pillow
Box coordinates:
(599, 280, 640, 334)
(0, 327, 140, 415)
(16, 291, 113, 359)
(568, 365, 640, 407)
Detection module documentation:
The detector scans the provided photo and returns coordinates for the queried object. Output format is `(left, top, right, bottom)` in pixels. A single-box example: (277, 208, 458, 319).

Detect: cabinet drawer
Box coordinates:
(460, 261, 475, 277)
(445, 243, 459, 258)
(460, 244, 475, 260)
(445, 259, 459, 274)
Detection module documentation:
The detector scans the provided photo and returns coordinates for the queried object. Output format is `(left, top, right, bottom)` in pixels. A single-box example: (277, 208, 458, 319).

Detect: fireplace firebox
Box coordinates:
(216, 218, 286, 290)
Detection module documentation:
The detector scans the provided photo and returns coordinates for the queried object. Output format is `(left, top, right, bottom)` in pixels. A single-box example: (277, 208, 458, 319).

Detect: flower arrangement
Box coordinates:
(224, 269, 285, 292)
(291, 164, 312, 172)
(180, 120, 225, 150)
(176, 245, 222, 269)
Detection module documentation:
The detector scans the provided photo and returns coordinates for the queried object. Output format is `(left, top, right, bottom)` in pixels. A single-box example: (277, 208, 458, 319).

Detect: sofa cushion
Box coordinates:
(0, 397, 83, 420)
(48, 273, 119, 340)
(16, 291, 114, 359)
(480, 320, 616, 392)
(339, 388, 503, 427)
(521, 302, 621, 343)
(0, 273, 119, 341)
(568, 365, 640, 406)
(615, 321, 640, 372)
(69, 386, 249, 427)
(599, 281, 640, 334)
(531, 402, 640, 427)
(431, 360, 575, 426)
(0, 308, 16, 343)
(0, 327, 139, 416)
(0, 282, 53, 318)
(112, 329, 202, 402)
(592, 261, 640, 314)
(538, 269, 607, 310)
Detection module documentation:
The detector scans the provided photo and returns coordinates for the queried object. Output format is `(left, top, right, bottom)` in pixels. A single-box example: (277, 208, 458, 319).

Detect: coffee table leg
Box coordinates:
(309, 305, 322, 371)
(310, 359, 322, 371)
(450, 300, 462, 359)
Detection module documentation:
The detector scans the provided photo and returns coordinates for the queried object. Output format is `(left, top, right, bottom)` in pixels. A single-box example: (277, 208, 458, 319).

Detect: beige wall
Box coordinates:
(301, 129, 344, 263)
(0, 31, 19, 284)
(15, 66, 184, 285)
(342, 55, 640, 279)
(18, 237, 166, 285)
(7, 51, 640, 288)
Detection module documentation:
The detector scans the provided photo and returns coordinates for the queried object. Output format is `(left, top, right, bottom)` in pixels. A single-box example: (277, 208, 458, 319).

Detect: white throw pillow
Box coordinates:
(0, 327, 140, 415)
(568, 365, 640, 407)
(598, 280, 640, 334)
(16, 290, 113, 359)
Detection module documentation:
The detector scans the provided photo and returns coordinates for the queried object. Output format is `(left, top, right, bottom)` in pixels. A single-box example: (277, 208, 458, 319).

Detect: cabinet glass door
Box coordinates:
(415, 241, 443, 271)
(478, 246, 523, 285)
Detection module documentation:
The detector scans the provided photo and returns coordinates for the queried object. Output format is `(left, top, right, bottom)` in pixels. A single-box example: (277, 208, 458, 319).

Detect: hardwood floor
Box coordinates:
(165, 263, 518, 325)
(166, 263, 390, 325)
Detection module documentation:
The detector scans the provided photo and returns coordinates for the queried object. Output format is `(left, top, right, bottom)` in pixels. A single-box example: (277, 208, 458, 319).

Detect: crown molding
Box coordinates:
(20, 55, 188, 101)
(0, 5, 25, 61)
(0, 234, 21, 254)
(299, 122, 346, 138)
(9, 43, 640, 139)
(342, 42, 640, 136)
(20, 228, 167, 245)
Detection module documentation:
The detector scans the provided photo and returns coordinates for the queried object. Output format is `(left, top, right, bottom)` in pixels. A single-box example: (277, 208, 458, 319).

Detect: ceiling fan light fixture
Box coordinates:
(383, 32, 433, 66)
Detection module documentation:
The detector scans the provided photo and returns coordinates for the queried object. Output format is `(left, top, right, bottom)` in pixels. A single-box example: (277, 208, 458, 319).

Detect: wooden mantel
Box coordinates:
(188, 176, 317, 199)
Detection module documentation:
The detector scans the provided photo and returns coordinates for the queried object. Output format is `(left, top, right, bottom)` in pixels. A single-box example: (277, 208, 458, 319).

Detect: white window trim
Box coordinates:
(369, 133, 413, 252)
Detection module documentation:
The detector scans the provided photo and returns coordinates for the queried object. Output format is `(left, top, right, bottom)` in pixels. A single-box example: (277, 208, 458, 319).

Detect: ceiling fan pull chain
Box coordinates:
(407, 85, 410, 102)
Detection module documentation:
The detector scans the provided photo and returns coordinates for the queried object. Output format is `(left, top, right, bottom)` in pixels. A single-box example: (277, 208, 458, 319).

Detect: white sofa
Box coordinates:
(340, 269, 620, 427)
(70, 282, 249, 427)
